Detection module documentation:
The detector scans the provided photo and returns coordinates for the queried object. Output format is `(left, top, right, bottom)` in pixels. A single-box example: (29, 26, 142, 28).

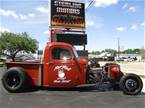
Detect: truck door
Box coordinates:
(47, 47, 79, 87)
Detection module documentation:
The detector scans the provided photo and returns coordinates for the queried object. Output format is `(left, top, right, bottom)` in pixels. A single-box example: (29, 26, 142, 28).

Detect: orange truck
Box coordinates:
(1, 42, 143, 95)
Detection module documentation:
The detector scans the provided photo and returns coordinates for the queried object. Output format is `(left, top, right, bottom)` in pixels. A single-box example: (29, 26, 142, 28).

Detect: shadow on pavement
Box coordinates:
(21, 83, 113, 93)
(20, 83, 144, 96)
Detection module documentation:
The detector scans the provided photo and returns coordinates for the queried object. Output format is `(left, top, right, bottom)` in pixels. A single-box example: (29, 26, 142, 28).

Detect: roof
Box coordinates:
(119, 54, 141, 57)
(46, 42, 73, 48)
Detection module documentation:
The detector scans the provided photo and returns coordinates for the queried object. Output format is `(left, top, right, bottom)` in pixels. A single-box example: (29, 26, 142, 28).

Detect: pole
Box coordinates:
(118, 37, 120, 59)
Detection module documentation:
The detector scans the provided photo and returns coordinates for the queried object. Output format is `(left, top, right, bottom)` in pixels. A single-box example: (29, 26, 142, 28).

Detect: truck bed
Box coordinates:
(5, 61, 43, 86)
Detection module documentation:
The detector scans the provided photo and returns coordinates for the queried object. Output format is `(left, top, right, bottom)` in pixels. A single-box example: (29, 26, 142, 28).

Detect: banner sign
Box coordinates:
(51, 0, 85, 29)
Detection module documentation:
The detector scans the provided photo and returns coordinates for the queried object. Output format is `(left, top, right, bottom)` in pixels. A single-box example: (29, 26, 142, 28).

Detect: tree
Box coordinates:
(90, 51, 101, 55)
(133, 49, 140, 54)
(139, 47, 145, 59)
(123, 48, 140, 54)
(0, 32, 38, 61)
(102, 49, 117, 56)
(122, 49, 133, 54)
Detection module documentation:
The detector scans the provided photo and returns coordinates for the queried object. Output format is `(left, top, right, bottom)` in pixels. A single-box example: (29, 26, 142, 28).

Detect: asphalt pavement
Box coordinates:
(0, 67, 145, 108)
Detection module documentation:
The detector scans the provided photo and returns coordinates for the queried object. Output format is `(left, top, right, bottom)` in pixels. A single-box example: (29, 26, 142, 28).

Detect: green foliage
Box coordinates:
(139, 47, 145, 59)
(122, 48, 140, 54)
(90, 51, 101, 55)
(89, 48, 143, 57)
(0, 32, 38, 61)
(90, 49, 117, 56)
(102, 49, 117, 56)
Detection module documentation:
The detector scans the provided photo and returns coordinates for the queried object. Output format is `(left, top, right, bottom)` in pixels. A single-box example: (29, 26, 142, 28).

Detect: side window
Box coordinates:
(52, 48, 72, 60)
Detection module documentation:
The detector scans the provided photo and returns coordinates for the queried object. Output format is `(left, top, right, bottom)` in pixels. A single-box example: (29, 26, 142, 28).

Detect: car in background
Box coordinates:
(123, 58, 134, 62)
(116, 57, 135, 62)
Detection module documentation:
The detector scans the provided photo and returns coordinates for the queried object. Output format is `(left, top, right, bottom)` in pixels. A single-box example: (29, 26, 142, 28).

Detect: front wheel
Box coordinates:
(119, 74, 143, 95)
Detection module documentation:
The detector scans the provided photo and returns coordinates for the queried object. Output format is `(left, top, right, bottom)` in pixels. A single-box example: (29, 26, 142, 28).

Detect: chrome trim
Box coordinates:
(38, 64, 42, 86)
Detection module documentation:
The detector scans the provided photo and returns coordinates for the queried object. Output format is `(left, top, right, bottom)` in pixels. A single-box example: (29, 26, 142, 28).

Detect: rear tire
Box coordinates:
(2, 67, 28, 93)
(119, 74, 143, 95)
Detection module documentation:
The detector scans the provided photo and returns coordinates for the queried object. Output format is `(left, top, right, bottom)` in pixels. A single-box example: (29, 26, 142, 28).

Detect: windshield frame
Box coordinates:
(73, 47, 79, 58)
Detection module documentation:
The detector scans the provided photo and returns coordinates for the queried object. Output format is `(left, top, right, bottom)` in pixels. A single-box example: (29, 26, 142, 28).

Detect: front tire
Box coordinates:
(2, 67, 28, 93)
(119, 74, 143, 95)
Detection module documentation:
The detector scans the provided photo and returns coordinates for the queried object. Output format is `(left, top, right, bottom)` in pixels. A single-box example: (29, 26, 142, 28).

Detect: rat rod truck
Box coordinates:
(1, 42, 143, 95)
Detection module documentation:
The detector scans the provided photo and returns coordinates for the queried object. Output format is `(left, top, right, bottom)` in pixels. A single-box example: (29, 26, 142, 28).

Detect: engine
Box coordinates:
(87, 63, 123, 84)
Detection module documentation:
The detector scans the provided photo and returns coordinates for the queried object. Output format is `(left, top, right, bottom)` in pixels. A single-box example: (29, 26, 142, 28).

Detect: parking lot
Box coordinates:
(0, 62, 145, 108)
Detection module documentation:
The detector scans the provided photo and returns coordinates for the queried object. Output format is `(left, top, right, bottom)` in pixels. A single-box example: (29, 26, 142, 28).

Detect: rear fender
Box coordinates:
(104, 63, 123, 81)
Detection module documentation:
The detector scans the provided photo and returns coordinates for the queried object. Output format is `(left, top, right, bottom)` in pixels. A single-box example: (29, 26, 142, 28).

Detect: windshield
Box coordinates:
(73, 47, 79, 58)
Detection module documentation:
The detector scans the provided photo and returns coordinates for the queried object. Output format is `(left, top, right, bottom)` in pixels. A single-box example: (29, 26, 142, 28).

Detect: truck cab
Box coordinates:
(43, 42, 87, 88)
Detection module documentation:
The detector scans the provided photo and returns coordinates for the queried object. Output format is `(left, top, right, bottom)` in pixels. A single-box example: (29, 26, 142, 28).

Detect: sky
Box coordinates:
(0, 0, 145, 51)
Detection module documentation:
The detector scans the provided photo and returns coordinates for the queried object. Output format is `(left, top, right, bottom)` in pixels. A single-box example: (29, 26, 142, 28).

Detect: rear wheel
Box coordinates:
(2, 67, 28, 93)
(119, 74, 143, 95)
